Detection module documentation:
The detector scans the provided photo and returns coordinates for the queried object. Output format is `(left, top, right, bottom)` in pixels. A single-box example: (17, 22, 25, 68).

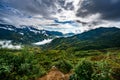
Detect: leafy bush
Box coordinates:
(92, 61, 111, 80)
(70, 60, 112, 80)
(0, 49, 45, 80)
(53, 59, 73, 74)
(70, 60, 93, 80)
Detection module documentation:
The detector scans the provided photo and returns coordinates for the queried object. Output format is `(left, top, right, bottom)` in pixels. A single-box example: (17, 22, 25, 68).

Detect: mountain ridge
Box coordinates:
(0, 24, 64, 44)
(46, 27, 120, 50)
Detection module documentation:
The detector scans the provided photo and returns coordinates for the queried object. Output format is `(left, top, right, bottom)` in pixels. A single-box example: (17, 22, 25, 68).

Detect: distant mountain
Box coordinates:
(64, 33, 75, 37)
(0, 24, 63, 44)
(47, 27, 120, 50)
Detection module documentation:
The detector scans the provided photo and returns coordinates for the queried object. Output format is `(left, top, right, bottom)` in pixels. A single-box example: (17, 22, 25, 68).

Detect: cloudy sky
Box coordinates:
(0, 0, 120, 33)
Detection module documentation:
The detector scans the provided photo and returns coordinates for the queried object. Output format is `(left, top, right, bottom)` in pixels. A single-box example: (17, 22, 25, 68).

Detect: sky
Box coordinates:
(0, 0, 120, 34)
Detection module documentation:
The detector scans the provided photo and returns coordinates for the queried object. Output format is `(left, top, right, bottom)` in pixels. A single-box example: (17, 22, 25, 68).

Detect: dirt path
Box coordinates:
(37, 66, 71, 80)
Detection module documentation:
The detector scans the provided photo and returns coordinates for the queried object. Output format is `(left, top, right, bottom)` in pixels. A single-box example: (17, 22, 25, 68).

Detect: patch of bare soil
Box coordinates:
(37, 66, 71, 80)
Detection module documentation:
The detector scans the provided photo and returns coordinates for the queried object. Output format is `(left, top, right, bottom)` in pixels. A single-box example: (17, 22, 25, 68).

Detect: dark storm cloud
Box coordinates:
(0, 0, 74, 18)
(76, 0, 120, 20)
(2, 0, 57, 17)
(58, 0, 74, 10)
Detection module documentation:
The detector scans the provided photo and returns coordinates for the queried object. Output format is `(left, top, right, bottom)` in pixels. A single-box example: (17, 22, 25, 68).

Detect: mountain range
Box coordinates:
(46, 27, 120, 50)
(0, 24, 64, 44)
(0, 23, 120, 50)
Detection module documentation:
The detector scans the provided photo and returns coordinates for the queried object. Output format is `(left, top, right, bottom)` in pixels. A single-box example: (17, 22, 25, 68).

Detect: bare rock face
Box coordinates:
(38, 66, 70, 80)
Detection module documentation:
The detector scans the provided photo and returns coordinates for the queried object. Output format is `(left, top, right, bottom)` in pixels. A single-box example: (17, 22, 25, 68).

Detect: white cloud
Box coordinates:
(33, 39, 53, 45)
(1, 0, 120, 34)
(0, 40, 21, 49)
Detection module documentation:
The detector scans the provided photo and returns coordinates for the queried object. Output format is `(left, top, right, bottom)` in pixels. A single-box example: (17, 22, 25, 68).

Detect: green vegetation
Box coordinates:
(52, 59, 73, 74)
(1, 27, 120, 79)
(1, 19, 120, 80)
(0, 47, 120, 80)
(92, 61, 111, 80)
(47, 27, 120, 50)
(70, 60, 93, 80)
(70, 60, 112, 80)
(0, 48, 45, 80)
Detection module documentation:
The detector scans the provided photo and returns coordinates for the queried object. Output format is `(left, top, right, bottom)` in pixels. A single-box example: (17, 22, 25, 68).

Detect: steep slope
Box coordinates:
(0, 24, 63, 44)
(47, 27, 120, 50)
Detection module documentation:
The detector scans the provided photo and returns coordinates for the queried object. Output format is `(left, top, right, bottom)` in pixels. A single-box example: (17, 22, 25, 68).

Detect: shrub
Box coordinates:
(0, 49, 45, 80)
(53, 59, 73, 74)
(70, 60, 93, 80)
(70, 60, 112, 80)
(92, 61, 111, 80)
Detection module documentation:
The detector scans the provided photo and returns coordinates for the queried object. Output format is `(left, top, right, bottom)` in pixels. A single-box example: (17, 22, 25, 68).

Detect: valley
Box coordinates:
(1, 0, 120, 80)
(0, 27, 120, 80)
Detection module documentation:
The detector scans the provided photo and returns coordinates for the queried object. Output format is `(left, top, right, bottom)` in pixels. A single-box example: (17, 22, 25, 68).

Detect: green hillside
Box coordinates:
(47, 27, 120, 50)
(1, 27, 120, 80)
